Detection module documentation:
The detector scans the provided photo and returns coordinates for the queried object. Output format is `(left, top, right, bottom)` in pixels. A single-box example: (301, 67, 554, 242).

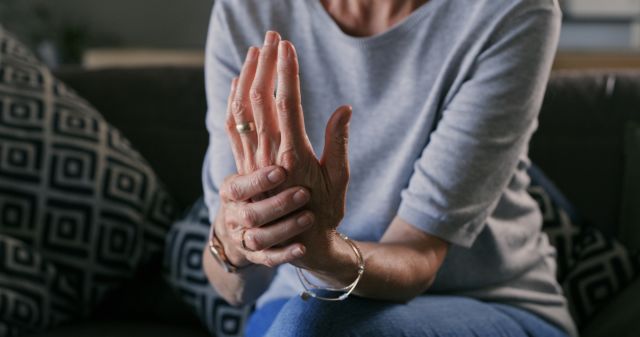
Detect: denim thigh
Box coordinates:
(245, 295, 569, 337)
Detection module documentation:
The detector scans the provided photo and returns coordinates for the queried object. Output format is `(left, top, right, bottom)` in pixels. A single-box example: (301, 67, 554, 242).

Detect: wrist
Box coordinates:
(305, 231, 361, 288)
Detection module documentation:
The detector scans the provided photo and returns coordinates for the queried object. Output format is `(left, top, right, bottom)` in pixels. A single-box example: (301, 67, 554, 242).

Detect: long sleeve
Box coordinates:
(397, 2, 562, 248)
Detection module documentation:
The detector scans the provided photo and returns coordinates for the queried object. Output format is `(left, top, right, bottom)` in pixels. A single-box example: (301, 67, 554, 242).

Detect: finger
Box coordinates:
(243, 210, 314, 251)
(251, 31, 281, 168)
(225, 78, 245, 173)
(275, 40, 308, 153)
(232, 46, 260, 172)
(228, 187, 310, 228)
(320, 105, 352, 186)
(245, 243, 306, 268)
(220, 166, 286, 202)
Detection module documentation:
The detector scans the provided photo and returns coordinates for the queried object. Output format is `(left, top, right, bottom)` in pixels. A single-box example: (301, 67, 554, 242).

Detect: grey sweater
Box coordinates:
(202, 0, 577, 335)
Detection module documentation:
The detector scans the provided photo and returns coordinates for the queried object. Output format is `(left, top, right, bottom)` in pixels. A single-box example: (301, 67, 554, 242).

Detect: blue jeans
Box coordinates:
(245, 295, 569, 337)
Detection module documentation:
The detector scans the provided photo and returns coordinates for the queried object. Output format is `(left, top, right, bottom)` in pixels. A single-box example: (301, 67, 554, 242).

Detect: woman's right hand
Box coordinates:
(215, 165, 314, 268)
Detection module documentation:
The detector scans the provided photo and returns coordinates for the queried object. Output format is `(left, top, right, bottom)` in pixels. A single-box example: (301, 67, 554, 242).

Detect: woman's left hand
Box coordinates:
(226, 31, 353, 270)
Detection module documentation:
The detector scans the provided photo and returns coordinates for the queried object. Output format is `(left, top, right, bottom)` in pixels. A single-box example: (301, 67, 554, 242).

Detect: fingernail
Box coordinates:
(267, 168, 285, 183)
(297, 214, 312, 227)
(247, 47, 258, 61)
(292, 247, 305, 258)
(293, 189, 308, 203)
(264, 31, 278, 46)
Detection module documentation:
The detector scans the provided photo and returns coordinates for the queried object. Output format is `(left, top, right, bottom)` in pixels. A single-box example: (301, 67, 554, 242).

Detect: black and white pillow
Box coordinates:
(528, 166, 640, 328)
(563, 227, 640, 326)
(0, 26, 178, 336)
(164, 199, 252, 337)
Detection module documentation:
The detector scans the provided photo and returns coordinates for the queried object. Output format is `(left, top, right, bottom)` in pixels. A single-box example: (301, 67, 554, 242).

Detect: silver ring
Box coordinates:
(236, 122, 256, 134)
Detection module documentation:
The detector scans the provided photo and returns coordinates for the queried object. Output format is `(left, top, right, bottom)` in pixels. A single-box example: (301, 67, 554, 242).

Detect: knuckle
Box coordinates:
(231, 99, 246, 119)
(303, 211, 315, 224)
(278, 149, 298, 171)
(275, 96, 294, 113)
(240, 207, 258, 227)
(274, 195, 291, 213)
(225, 117, 236, 133)
(223, 181, 243, 201)
(249, 173, 267, 191)
(333, 134, 349, 147)
(262, 254, 276, 268)
(249, 87, 267, 105)
(227, 220, 240, 232)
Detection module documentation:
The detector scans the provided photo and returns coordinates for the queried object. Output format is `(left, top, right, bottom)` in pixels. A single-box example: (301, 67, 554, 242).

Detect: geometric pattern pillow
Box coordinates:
(527, 165, 640, 328)
(0, 235, 68, 336)
(0, 26, 178, 336)
(562, 227, 640, 327)
(164, 198, 252, 337)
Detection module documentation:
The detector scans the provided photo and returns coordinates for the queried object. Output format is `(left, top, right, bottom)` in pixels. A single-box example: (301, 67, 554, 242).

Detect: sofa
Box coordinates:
(18, 67, 638, 337)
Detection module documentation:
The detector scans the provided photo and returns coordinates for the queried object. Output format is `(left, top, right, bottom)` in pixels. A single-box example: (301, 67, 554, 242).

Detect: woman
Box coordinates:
(201, 0, 577, 336)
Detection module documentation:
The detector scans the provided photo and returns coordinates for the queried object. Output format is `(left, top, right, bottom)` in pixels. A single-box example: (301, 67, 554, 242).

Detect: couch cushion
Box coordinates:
(0, 26, 178, 335)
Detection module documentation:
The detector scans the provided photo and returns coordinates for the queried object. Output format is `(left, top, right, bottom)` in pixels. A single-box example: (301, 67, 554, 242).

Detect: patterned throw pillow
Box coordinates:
(164, 199, 252, 337)
(527, 166, 640, 328)
(0, 26, 178, 335)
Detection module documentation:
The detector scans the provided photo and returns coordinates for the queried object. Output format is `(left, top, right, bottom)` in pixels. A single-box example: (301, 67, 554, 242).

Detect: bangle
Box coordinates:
(295, 232, 365, 301)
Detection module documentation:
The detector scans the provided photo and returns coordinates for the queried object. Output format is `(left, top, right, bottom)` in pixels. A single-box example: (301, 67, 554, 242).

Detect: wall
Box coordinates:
(1, 0, 214, 49)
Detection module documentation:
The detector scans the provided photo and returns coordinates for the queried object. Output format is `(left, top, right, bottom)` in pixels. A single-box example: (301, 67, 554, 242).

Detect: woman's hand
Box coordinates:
(214, 166, 315, 268)
(224, 31, 353, 271)
(212, 32, 325, 269)
(212, 32, 448, 302)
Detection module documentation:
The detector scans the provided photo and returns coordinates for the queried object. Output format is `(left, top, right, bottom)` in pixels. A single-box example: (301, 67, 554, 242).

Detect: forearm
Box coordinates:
(306, 218, 449, 302)
(202, 246, 275, 306)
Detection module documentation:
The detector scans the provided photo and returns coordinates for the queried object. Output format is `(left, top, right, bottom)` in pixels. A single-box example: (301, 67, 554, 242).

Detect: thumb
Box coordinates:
(321, 105, 352, 186)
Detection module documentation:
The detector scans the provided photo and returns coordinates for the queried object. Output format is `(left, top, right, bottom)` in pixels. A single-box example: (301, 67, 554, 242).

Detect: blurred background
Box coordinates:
(0, 0, 212, 68)
(1, 0, 640, 69)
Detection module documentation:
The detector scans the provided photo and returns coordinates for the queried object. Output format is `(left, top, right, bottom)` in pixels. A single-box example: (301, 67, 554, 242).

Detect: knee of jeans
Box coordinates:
(265, 297, 344, 337)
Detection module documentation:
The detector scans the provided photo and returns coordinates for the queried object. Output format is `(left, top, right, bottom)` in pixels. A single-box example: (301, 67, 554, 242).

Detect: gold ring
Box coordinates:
(236, 122, 256, 134)
(241, 229, 252, 251)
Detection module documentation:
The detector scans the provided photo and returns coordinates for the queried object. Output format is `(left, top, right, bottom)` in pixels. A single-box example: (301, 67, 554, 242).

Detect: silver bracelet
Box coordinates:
(295, 232, 365, 301)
